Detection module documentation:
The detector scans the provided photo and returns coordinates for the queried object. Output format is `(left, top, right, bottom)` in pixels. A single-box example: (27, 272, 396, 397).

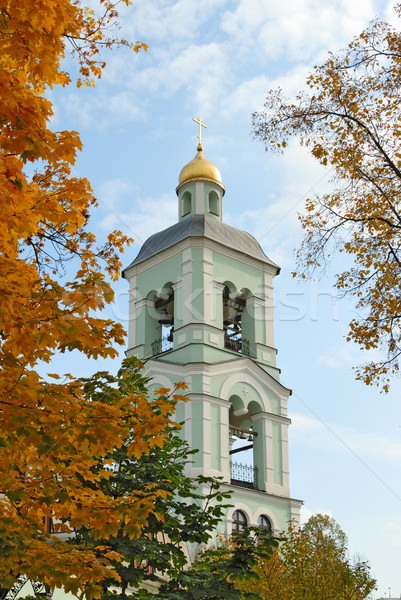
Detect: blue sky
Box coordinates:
(49, 0, 401, 595)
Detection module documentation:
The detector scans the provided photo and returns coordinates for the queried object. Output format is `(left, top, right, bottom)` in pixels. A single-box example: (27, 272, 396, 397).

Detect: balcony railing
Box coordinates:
(151, 334, 250, 356)
(151, 335, 173, 356)
(231, 462, 258, 489)
(224, 334, 250, 356)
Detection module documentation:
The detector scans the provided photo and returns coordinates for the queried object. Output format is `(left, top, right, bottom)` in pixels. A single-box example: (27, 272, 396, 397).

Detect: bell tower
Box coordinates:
(123, 121, 302, 536)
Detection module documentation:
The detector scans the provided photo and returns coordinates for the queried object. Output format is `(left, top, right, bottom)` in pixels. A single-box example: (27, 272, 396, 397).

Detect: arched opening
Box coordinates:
(182, 191, 192, 217)
(229, 396, 260, 489)
(223, 284, 249, 355)
(232, 509, 248, 534)
(152, 284, 174, 354)
(208, 190, 219, 215)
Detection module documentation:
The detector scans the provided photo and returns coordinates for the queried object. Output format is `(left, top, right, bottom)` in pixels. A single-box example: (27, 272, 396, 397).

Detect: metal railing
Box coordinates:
(224, 334, 250, 356)
(151, 335, 173, 356)
(231, 462, 257, 489)
(151, 334, 250, 356)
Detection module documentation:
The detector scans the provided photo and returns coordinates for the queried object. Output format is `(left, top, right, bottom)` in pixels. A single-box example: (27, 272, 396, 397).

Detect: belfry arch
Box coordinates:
(153, 283, 174, 354)
(229, 394, 260, 489)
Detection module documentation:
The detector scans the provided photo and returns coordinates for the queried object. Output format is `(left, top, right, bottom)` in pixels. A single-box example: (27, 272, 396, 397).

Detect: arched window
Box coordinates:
(152, 286, 174, 354)
(258, 515, 272, 537)
(223, 285, 248, 354)
(208, 190, 219, 215)
(232, 509, 248, 533)
(182, 191, 192, 216)
(222, 285, 254, 356)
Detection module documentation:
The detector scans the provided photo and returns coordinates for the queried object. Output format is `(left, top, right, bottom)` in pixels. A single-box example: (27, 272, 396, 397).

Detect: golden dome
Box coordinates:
(178, 143, 224, 188)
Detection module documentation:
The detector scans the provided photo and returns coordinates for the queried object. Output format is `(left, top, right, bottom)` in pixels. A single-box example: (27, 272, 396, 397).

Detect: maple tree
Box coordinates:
(0, 349, 187, 599)
(0, 0, 168, 596)
(252, 4, 401, 391)
(237, 514, 376, 600)
(0, 353, 186, 598)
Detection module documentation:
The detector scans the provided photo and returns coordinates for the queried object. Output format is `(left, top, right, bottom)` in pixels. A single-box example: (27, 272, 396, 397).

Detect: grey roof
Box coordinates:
(123, 215, 279, 273)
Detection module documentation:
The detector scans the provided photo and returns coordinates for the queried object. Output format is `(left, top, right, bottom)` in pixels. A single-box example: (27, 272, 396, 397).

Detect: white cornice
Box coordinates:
(251, 411, 291, 426)
(220, 482, 303, 507)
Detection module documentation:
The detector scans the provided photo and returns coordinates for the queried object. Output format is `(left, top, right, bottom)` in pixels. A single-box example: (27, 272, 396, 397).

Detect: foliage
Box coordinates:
(252, 4, 401, 391)
(73, 366, 232, 599)
(0, 0, 152, 596)
(157, 528, 278, 600)
(0, 354, 186, 598)
(238, 514, 376, 600)
(302, 513, 348, 551)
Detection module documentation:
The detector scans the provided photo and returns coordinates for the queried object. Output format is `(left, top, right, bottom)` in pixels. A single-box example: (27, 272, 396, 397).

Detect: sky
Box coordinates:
(48, 0, 401, 596)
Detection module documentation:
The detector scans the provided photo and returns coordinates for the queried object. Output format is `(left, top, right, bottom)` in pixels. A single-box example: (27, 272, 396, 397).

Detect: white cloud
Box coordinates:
(229, 197, 301, 268)
(300, 505, 333, 524)
(97, 177, 134, 210)
(385, 1, 401, 28)
(122, 0, 228, 46)
(291, 413, 323, 437)
(300, 504, 314, 523)
(222, 0, 375, 63)
(228, 141, 331, 266)
(221, 75, 272, 118)
(62, 40, 234, 127)
(382, 520, 401, 548)
(53, 0, 383, 131)
(318, 342, 383, 369)
(290, 413, 401, 466)
(59, 88, 146, 129)
(318, 344, 356, 368)
(131, 43, 234, 113)
(98, 191, 177, 246)
(50, 0, 388, 133)
(266, 63, 322, 98)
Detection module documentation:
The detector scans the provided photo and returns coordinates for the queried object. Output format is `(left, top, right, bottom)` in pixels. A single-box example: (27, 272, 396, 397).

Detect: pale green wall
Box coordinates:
(191, 401, 203, 468)
(190, 375, 203, 394)
(221, 490, 293, 534)
(213, 253, 262, 294)
(191, 248, 204, 319)
(252, 417, 267, 490)
(175, 402, 185, 425)
(272, 421, 283, 485)
(210, 404, 221, 470)
(136, 254, 183, 300)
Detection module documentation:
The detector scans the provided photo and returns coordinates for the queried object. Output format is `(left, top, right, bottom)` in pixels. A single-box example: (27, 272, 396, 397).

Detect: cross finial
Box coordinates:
(192, 116, 207, 147)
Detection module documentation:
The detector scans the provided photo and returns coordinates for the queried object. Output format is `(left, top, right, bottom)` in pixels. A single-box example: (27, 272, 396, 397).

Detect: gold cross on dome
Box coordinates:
(192, 116, 207, 145)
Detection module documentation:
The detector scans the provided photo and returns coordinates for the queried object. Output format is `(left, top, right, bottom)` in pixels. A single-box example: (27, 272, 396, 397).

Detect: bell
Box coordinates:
(233, 408, 248, 417)
(158, 308, 173, 325)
